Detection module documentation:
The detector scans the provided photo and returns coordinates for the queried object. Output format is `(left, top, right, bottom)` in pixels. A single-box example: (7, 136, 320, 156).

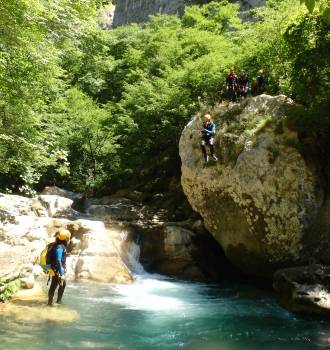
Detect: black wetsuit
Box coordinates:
(226, 73, 238, 102)
(238, 75, 250, 97)
(48, 243, 67, 305)
(256, 75, 265, 94)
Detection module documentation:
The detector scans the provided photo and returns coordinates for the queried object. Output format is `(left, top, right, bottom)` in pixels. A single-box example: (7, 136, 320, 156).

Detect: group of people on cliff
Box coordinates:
(226, 67, 266, 102)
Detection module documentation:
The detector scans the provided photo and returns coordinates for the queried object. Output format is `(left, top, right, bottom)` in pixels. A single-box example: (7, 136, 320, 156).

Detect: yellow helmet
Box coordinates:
(57, 229, 71, 241)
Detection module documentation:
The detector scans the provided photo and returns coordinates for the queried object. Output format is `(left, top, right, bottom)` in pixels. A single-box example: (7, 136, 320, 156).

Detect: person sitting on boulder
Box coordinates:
(48, 229, 71, 306)
(226, 67, 238, 102)
(200, 114, 218, 163)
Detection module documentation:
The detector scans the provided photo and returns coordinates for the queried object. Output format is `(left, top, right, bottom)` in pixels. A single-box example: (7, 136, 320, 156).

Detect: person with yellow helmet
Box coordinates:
(200, 113, 218, 163)
(47, 229, 71, 306)
(226, 67, 238, 102)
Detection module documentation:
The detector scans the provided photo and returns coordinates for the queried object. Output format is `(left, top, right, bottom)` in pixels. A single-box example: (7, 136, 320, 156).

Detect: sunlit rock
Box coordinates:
(0, 284, 79, 323)
(0, 193, 133, 302)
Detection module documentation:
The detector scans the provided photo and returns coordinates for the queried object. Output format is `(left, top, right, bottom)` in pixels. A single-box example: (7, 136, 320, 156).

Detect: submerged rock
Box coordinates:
(0, 284, 79, 323)
(20, 274, 35, 289)
(180, 95, 328, 277)
(273, 265, 330, 316)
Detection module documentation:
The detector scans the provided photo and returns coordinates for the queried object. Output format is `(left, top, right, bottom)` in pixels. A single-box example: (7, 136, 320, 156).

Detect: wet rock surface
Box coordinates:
(141, 224, 232, 280)
(84, 189, 227, 280)
(273, 265, 330, 316)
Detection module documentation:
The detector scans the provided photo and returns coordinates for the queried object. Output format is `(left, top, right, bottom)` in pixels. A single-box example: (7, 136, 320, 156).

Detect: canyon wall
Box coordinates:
(113, 0, 266, 27)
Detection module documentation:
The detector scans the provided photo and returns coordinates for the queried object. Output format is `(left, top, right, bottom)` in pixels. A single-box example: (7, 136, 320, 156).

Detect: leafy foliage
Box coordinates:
(0, 279, 20, 302)
(0, 0, 329, 194)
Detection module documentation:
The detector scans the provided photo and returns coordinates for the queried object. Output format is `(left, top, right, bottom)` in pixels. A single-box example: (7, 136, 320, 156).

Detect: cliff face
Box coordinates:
(179, 95, 330, 277)
(113, 0, 266, 27)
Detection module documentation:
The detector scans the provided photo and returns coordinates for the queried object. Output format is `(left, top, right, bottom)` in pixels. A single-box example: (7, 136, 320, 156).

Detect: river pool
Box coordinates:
(1, 274, 330, 350)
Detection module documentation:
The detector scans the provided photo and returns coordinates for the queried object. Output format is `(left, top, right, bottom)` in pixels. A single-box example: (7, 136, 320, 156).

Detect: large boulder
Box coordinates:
(180, 95, 328, 277)
(69, 219, 132, 283)
(41, 186, 83, 202)
(273, 265, 330, 316)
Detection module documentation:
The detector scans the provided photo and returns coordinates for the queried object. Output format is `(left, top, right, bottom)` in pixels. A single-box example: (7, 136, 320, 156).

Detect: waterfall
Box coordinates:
(120, 231, 145, 275)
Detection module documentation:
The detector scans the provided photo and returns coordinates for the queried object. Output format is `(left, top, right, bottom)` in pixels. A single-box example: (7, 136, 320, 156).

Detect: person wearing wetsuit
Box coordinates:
(200, 114, 218, 163)
(226, 67, 238, 102)
(48, 229, 71, 306)
(238, 70, 250, 98)
(256, 69, 266, 94)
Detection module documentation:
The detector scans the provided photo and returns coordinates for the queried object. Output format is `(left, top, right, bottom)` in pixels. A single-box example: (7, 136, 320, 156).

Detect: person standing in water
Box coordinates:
(200, 114, 218, 163)
(48, 229, 71, 306)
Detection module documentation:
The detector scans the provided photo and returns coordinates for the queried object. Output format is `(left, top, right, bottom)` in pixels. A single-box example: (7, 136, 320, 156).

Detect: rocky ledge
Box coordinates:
(274, 265, 330, 316)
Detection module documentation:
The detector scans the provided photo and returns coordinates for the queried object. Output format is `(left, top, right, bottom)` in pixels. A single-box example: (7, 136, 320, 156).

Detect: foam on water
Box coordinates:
(111, 275, 186, 312)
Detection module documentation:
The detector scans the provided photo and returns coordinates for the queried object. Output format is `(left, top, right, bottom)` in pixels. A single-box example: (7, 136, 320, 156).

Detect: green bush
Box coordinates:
(0, 0, 329, 194)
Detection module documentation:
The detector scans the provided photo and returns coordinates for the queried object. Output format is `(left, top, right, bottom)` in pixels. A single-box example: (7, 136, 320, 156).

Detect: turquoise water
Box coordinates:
(1, 274, 330, 350)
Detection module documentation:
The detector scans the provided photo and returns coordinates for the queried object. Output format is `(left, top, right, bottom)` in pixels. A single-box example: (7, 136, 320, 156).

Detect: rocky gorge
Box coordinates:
(1, 95, 329, 317)
(0, 185, 226, 304)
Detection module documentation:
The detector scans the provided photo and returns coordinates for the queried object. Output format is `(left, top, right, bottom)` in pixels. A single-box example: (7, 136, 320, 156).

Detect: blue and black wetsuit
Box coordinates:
(48, 243, 67, 305)
(201, 122, 216, 141)
(200, 122, 217, 161)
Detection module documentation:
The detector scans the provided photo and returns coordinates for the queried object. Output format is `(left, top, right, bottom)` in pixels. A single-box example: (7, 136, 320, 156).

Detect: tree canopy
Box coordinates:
(0, 0, 329, 195)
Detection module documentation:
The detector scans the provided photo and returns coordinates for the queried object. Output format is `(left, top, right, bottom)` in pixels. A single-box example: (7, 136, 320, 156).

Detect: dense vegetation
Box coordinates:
(0, 0, 329, 196)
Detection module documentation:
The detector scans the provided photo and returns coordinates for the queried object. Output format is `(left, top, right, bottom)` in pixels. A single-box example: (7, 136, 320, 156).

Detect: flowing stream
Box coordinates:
(1, 246, 330, 350)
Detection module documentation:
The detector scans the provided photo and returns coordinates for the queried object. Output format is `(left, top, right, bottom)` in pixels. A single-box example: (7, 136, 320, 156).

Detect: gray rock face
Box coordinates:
(141, 225, 205, 279)
(274, 265, 330, 316)
(140, 223, 230, 280)
(113, 0, 266, 27)
(180, 95, 328, 277)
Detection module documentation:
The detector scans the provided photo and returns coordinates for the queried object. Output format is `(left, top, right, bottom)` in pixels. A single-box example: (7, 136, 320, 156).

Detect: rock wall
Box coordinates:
(113, 0, 266, 27)
(179, 95, 329, 277)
